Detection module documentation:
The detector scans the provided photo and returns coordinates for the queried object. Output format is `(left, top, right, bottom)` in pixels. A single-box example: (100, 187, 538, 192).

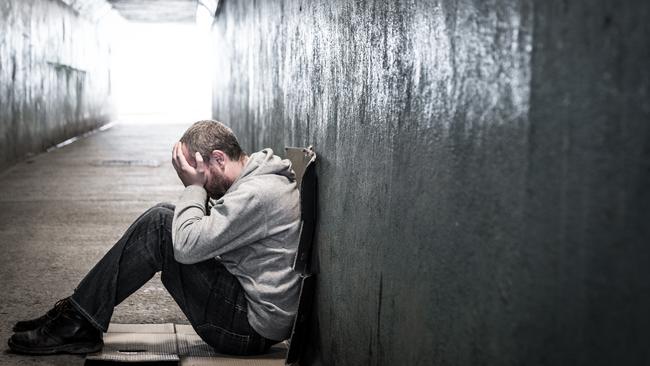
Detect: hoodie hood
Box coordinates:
(236, 148, 295, 183)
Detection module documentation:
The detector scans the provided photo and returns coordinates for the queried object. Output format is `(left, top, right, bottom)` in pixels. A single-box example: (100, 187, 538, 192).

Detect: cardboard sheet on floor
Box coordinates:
(85, 323, 287, 366)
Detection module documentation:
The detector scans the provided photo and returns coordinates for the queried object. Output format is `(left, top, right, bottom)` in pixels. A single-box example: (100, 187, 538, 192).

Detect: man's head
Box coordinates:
(179, 120, 247, 199)
(180, 120, 244, 162)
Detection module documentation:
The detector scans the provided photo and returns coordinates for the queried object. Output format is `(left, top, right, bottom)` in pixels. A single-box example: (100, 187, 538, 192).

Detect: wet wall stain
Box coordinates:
(0, 0, 114, 170)
(210, 1, 650, 365)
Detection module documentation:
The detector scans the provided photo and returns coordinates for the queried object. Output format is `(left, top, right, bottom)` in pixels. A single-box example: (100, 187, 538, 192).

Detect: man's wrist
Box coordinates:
(180, 184, 209, 207)
(187, 183, 205, 191)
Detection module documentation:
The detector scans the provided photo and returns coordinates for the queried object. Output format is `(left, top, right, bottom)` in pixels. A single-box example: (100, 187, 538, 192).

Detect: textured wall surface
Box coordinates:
(211, 1, 650, 365)
(0, 0, 114, 170)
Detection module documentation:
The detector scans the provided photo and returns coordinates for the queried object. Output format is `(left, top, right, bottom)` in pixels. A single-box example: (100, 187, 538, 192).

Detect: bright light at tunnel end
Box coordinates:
(108, 5, 216, 125)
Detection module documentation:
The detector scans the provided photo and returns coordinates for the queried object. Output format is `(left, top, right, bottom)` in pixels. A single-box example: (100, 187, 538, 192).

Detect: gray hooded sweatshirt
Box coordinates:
(171, 149, 301, 341)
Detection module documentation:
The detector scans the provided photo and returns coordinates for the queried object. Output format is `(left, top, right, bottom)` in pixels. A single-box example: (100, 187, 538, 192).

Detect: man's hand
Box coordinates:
(172, 142, 208, 188)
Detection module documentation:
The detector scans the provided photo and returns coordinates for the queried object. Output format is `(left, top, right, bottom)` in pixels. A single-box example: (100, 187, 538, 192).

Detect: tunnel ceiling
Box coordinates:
(107, 0, 199, 23)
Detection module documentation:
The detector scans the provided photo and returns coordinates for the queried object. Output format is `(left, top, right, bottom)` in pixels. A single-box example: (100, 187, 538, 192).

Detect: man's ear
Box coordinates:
(210, 150, 227, 167)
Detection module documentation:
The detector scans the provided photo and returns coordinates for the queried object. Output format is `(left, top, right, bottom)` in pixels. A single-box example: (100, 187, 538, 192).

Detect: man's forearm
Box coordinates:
(172, 185, 209, 264)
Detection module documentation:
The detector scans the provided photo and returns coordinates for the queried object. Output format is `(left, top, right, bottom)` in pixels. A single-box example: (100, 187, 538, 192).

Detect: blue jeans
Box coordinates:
(69, 203, 275, 355)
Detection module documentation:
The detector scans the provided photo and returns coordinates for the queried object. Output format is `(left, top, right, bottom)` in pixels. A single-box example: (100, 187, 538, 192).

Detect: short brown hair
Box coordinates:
(180, 120, 245, 161)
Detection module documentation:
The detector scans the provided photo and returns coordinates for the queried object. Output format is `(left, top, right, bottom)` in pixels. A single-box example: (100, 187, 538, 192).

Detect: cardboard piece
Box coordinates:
(85, 324, 287, 366)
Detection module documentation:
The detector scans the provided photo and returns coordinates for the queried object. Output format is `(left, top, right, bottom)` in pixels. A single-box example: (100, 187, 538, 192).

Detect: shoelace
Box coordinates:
(48, 298, 71, 319)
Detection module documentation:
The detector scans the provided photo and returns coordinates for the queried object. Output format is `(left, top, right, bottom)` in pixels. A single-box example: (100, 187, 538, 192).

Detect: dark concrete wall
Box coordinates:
(210, 1, 650, 365)
(0, 0, 114, 170)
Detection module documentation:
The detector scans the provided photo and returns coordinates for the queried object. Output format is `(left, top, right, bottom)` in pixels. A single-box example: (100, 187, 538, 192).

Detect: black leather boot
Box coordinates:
(8, 299, 103, 355)
(12, 298, 70, 332)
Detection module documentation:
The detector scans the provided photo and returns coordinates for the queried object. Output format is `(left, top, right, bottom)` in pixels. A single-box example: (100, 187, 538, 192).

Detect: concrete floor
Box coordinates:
(0, 121, 192, 365)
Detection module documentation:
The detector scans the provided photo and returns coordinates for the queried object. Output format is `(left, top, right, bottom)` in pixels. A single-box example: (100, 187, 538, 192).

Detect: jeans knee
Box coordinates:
(139, 206, 174, 257)
(143, 205, 174, 229)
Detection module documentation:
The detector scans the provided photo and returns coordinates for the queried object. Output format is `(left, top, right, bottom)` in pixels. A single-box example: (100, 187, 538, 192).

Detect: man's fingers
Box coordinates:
(172, 142, 182, 170)
(176, 142, 191, 170)
(195, 152, 205, 172)
(176, 143, 184, 168)
(173, 142, 181, 165)
(171, 142, 176, 167)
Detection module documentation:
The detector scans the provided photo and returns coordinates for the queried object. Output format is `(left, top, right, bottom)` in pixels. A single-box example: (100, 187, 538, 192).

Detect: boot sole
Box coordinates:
(8, 338, 103, 355)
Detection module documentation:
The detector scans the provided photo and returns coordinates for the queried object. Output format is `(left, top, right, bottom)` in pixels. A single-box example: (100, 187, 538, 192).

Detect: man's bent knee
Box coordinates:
(138, 205, 174, 232)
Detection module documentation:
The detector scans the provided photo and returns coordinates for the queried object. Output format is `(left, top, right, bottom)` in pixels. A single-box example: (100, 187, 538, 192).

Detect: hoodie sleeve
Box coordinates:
(171, 184, 268, 264)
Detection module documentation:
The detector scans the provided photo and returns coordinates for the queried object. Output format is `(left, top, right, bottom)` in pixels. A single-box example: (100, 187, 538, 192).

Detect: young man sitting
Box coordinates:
(8, 120, 301, 356)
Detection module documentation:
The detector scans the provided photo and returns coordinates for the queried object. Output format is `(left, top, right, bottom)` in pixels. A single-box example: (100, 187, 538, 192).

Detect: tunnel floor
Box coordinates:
(0, 121, 191, 365)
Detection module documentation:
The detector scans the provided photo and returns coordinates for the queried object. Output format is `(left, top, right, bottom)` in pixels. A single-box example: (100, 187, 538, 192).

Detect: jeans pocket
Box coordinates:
(195, 323, 251, 356)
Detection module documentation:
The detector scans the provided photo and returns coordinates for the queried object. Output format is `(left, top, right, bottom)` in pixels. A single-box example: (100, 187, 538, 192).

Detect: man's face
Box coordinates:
(181, 144, 229, 199)
(204, 165, 229, 199)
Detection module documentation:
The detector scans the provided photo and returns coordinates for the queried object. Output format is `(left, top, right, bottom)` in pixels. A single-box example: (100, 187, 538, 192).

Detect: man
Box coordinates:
(8, 120, 301, 356)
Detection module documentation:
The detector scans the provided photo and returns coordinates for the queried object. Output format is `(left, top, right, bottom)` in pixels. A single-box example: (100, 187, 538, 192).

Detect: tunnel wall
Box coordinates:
(210, 1, 650, 365)
(0, 0, 114, 170)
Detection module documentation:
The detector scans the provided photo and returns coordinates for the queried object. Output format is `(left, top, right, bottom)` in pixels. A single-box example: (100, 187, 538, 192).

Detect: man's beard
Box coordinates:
(205, 172, 229, 199)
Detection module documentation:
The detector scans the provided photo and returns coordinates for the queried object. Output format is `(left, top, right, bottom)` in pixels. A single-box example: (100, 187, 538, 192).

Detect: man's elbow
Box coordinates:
(172, 247, 201, 264)
(172, 235, 201, 264)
